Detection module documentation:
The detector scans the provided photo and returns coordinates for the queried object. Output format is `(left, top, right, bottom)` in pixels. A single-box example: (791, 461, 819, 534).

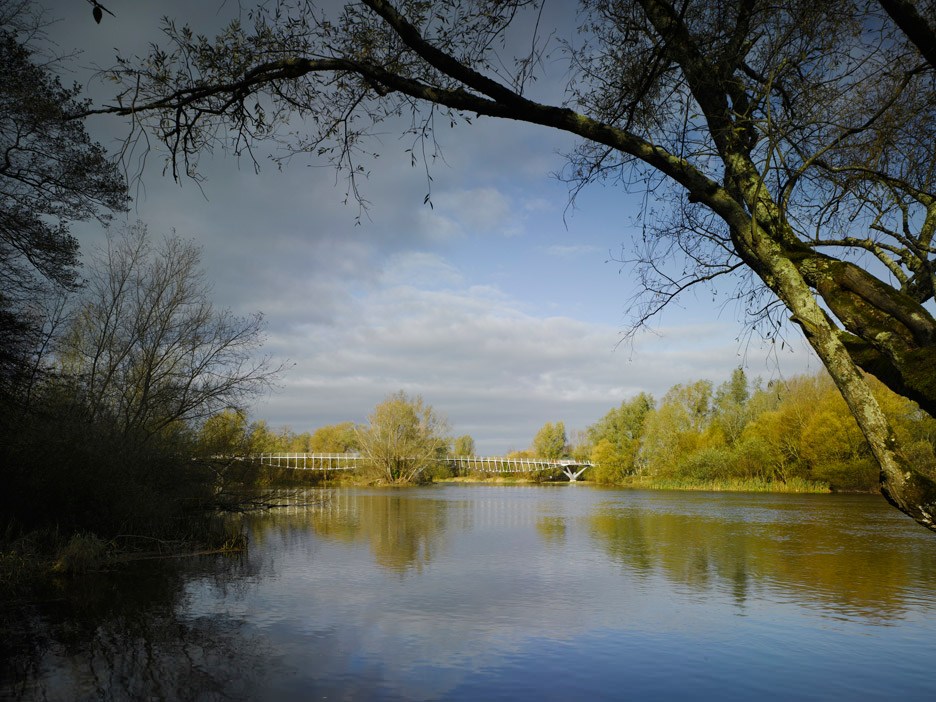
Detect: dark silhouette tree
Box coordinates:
(0, 2, 127, 402)
(60, 223, 282, 441)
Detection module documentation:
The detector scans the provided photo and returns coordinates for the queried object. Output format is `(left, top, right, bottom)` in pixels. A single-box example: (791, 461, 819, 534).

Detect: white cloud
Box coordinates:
(418, 187, 527, 239)
(378, 252, 464, 288)
(261, 274, 817, 453)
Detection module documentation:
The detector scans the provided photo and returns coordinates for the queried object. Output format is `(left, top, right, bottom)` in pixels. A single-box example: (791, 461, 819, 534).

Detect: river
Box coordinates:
(3, 485, 936, 700)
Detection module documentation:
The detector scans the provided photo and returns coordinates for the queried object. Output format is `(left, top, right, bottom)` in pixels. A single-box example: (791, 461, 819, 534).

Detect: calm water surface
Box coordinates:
(4, 485, 936, 700)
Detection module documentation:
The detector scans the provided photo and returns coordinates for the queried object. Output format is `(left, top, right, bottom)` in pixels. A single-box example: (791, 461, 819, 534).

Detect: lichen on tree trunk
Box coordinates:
(742, 221, 936, 532)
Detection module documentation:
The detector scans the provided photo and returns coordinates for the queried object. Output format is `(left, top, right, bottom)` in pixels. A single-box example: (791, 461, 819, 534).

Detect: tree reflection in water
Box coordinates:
(6, 488, 936, 700)
(586, 493, 936, 620)
(1, 555, 268, 700)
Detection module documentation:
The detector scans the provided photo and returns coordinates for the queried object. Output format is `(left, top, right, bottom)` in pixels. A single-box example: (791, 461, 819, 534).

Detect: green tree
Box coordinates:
(453, 434, 475, 457)
(587, 393, 654, 480)
(93, 0, 936, 528)
(247, 419, 281, 454)
(287, 431, 313, 452)
(800, 391, 878, 491)
(197, 408, 250, 456)
(714, 368, 751, 446)
(640, 381, 718, 478)
(741, 376, 829, 483)
(590, 438, 632, 484)
(357, 391, 450, 483)
(532, 421, 567, 459)
(310, 421, 360, 452)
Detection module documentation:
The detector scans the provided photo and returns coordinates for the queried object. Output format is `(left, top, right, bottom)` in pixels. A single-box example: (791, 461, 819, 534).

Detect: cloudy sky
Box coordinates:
(41, 0, 818, 453)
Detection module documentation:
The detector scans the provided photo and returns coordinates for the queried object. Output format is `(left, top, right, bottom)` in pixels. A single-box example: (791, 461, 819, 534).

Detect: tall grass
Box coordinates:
(620, 475, 831, 493)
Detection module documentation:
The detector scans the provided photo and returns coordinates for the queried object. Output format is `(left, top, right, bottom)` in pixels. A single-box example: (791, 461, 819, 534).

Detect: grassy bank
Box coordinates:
(438, 475, 552, 484)
(436, 474, 831, 492)
(0, 524, 247, 596)
(616, 475, 831, 493)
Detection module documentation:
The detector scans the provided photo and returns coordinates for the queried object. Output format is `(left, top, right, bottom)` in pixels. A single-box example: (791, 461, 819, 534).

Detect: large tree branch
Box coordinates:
(88, 56, 746, 231)
(361, 0, 527, 106)
(877, 0, 936, 69)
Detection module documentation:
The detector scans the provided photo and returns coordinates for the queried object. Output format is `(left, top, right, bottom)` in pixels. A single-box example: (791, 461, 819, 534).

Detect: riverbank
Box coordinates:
(0, 525, 248, 598)
(617, 475, 831, 493)
(437, 475, 831, 492)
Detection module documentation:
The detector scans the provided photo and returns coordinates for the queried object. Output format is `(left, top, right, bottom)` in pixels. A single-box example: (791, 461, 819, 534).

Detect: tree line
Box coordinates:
(223, 368, 936, 493)
(507, 368, 936, 493)
(197, 390, 475, 484)
(580, 369, 936, 492)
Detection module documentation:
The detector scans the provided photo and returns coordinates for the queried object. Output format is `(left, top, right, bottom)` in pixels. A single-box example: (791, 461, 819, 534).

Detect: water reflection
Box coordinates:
(248, 489, 451, 573)
(586, 492, 936, 621)
(536, 516, 567, 544)
(4, 487, 936, 700)
(250, 487, 936, 622)
(1, 557, 268, 700)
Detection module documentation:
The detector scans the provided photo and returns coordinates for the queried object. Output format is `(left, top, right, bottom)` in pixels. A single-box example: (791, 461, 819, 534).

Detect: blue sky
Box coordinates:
(42, 0, 818, 453)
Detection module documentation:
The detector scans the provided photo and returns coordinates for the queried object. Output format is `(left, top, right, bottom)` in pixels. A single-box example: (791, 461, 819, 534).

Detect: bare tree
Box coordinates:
(60, 223, 282, 440)
(84, 1, 936, 528)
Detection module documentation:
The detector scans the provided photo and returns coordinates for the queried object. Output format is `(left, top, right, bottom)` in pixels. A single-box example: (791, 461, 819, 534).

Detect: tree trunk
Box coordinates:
(791, 249, 936, 418)
(737, 223, 936, 531)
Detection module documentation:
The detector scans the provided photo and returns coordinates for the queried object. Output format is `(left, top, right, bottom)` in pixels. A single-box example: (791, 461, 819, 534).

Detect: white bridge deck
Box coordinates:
(256, 453, 594, 481)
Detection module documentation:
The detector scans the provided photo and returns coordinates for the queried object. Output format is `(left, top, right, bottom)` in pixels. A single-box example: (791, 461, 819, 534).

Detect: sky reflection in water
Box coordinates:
(5, 486, 936, 701)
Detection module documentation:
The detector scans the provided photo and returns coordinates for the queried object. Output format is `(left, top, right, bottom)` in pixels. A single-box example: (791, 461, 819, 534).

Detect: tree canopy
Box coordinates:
(578, 368, 936, 491)
(87, 0, 936, 529)
(357, 390, 450, 483)
(532, 420, 568, 459)
(0, 1, 127, 400)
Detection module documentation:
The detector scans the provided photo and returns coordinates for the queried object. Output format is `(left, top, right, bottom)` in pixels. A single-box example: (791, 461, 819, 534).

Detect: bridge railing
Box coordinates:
(252, 453, 594, 479)
(447, 456, 593, 479)
(258, 452, 363, 470)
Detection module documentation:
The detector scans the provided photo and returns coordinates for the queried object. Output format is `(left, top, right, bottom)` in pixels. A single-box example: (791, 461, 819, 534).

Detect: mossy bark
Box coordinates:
(793, 252, 936, 417)
(728, 217, 936, 531)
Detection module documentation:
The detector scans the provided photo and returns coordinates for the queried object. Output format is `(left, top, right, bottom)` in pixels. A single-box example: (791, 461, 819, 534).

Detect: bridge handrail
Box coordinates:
(251, 452, 594, 479)
(254, 452, 592, 465)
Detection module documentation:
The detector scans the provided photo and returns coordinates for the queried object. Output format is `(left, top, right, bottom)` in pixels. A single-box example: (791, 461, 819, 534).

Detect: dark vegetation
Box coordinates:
(0, 8, 278, 582)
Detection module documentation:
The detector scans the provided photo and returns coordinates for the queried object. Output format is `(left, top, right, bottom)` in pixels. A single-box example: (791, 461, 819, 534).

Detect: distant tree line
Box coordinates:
(225, 368, 936, 492)
(581, 369, 936, 492)
(493, 368, 936, 492)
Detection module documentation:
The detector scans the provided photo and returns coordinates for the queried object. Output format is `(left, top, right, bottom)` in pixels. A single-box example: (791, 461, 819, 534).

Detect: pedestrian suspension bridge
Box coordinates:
(256, 453, 593, 481)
